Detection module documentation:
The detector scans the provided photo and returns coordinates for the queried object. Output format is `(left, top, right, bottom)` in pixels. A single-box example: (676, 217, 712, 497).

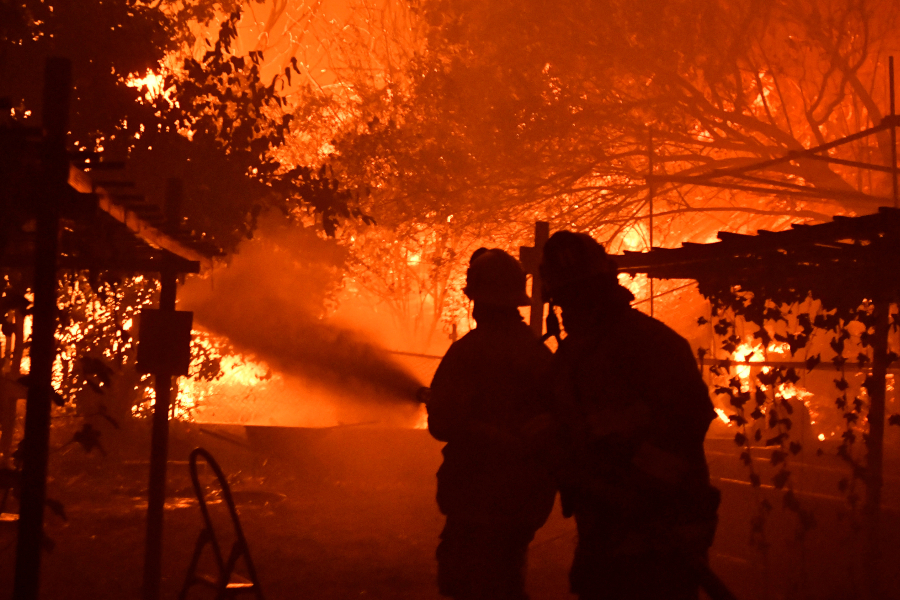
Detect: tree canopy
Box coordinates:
(5, 0, 900, 345)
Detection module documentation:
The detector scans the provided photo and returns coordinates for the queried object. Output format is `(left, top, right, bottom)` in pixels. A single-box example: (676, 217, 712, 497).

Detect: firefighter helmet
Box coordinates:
(463, 248, 531, 307)
(540, 231, 619, 301)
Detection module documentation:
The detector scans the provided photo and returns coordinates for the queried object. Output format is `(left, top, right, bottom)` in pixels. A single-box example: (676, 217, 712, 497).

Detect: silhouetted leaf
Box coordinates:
(805, 354, 820, 370)
(830, 337, 845, 355)
(757, 370, 778, 385)
(763, 307, 782, 321)
(766, 433, 786, 447)
(731, 391, 750, 409)
(729, 414, 747, 426)
(713, 320, 731, 335)
(772, 469, 790, 489)
(783, 489, 800, 511)
(45, 498, 67, 522)
(50, 391, 65, 407)
(71, 424, 105, 456)
(782, 368, 800, 384)
(0, 295, 30, 313)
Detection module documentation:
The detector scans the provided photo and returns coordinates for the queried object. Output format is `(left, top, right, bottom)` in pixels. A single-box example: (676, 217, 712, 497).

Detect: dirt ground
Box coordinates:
(0, 421, 898, 600)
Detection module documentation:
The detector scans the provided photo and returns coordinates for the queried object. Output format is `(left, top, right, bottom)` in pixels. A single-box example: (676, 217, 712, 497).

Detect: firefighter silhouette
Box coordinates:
(427, 248, 556, 600)
(540, 231, 720, 600)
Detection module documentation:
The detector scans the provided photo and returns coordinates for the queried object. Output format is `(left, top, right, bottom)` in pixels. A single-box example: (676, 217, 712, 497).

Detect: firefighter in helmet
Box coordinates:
(540, 231, 719, 600)
(427, 248, 556, 600)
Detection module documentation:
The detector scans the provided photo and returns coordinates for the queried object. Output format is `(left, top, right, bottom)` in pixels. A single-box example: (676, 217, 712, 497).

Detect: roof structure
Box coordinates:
(65, 166, 220, 273)
(1, 127, 220, 277)
(613, 207, 900, 306)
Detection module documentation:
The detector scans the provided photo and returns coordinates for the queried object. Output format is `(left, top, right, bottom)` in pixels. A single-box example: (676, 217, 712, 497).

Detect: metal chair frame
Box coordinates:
(178, 447, 264, 600)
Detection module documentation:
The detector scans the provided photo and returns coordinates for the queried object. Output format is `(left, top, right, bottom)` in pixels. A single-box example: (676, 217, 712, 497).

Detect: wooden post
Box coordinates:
(519, 221, 550, 337)
(13, 57, 70, 600)
(141, 265, 177, 600)
(864, 299, 889, 599)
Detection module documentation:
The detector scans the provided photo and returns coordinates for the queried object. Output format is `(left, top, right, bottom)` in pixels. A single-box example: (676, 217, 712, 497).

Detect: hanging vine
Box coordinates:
(696, 280, 900, 552)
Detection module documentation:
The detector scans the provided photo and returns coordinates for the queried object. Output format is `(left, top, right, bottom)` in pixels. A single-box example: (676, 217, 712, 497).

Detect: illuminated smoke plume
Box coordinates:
(178, 214, 423, 426)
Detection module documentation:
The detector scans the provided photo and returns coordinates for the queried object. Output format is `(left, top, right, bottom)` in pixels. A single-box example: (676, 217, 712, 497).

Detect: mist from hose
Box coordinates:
(178, 214, 425, 428)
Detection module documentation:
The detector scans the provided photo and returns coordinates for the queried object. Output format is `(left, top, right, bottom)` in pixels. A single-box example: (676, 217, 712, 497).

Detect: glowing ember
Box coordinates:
(714, 407, 731, 426)
(732, 340, 764, 381)
(125, 68, 175, 107)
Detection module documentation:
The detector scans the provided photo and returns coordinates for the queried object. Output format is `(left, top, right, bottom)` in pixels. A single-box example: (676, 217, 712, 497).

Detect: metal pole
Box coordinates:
(530, 221, 550, 337)
(648, 130, 655, 317)
(13, 57, 70, 600)
(141, 264, 177, 600)
(889, 57, 898, 208)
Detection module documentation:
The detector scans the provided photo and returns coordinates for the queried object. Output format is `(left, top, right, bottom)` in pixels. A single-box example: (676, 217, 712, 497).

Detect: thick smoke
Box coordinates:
(179, 214, 424, 426)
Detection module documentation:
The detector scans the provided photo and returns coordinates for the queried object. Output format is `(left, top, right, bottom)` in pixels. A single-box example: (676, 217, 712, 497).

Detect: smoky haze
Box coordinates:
(179, 214, 424, 426)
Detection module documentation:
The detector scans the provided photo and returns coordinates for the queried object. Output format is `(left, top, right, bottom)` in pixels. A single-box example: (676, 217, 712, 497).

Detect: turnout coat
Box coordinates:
(427, 314, 556, 530)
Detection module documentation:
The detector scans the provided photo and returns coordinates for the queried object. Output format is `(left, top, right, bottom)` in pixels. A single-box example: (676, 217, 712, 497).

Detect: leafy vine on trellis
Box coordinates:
(697, 283, 900, 549)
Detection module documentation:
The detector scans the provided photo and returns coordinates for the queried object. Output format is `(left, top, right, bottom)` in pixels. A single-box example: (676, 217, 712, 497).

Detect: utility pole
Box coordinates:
(648, 130, 655, 317)
(13, 57, 70, 600)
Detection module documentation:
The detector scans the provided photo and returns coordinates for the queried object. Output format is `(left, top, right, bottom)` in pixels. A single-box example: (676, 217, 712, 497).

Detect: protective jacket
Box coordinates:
(551, 303, 718, 598)
(428, 312, 556, 530)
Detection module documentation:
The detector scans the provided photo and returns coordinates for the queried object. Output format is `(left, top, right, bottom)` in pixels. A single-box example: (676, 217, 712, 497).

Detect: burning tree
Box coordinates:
(0, 1, 375, 433)
(287, 0, 900, 343)
(8, 0, 900, 403)
(389, 0, 900, 214)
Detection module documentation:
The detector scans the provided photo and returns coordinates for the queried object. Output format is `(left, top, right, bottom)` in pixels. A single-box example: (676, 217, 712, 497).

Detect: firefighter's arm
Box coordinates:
(430, 402, 530, 453)
(427, 353, 519, 449)
(426, 346, 473, 442)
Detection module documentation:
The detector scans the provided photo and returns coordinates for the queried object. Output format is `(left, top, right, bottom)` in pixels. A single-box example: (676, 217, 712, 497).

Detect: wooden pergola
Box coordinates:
(613, 206, 900, 598)
(1, 59, 219, 600)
